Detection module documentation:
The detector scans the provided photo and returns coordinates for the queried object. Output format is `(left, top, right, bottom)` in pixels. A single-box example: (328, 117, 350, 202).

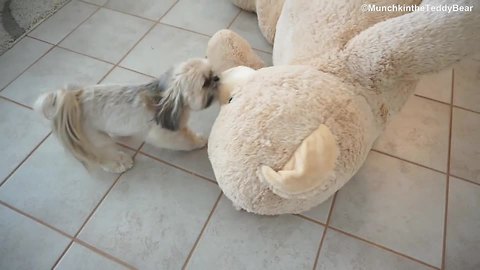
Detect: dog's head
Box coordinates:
(173, 58, 219, 110)
(153, 58, 219, 130)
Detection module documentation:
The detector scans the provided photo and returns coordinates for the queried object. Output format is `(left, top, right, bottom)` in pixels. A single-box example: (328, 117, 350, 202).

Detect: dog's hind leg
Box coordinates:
(145, 125, 207, 151)
(85, 127, 134, 173)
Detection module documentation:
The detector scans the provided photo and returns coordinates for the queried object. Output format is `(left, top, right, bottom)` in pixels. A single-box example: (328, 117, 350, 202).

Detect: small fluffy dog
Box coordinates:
(34, 58, 219, 173)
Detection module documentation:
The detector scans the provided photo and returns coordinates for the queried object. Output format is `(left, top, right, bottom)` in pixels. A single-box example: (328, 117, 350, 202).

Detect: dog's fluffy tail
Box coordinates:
(33, 88, 99, 167)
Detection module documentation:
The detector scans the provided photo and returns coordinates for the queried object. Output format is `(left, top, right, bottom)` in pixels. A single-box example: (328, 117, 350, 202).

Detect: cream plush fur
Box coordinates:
(206, 0, 480, 215)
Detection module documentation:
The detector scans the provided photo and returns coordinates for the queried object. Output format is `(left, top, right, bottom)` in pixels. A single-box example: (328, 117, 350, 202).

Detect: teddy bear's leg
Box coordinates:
(207, 29, 265, 74)
(232, 0, 284, 44)
(231, 0, 256, 12)
(255, 0, 285, 44)
(345, 0, 480, 91)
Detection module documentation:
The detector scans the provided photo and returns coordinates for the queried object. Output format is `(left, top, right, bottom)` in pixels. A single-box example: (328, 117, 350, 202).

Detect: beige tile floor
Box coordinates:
(0, 1, 479, 269)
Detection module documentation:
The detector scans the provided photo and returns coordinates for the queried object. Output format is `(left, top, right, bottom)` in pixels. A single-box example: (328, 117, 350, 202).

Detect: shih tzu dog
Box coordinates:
(34, 58, 219, 173)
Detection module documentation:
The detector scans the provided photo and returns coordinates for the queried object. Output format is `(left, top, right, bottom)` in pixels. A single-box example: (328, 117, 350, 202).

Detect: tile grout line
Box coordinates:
(248, 47, 272, 55)
(83, 0, 239, 39)
(80, 0, 240, 40)
(77, 0, 110, 7)
(97, 0, 182, 84)
(227, 10, 242, 29)
(452, 104, 480, 115)
(0, 200, 141, 270)
(0, 200, 73, 239)
(328, 226, 440, 270)
(311, 193, 337, 270)
(298, 197, 440, 269)
(50, 143, 145, 270)
(115, 65, 156, 79)
(0, 199, 135, 270)
(26, 35, 115, 65)
(181, 193, 223, 270)
(0, 96, 33, 110)
(27, 35, 159, 80)
(449, 174, 480, 187)
(115, 140, 146, 153)
(59, 45, 115, 65)
(81, 0, 157, 23)
(371, 149, 480, 187)
(0, 133, 51, 187)
(414, 94, 480, 115)
(441, 68, 455, 270)
(78, 0, 104, 6)
(295, 214, 326, 227)
(158, 22, 211, 37)
(102, 5, 157, 23)
(72, 238, 136, 269)
(0, 44, 55, 93)
(96, 17, 273, 57)
(74, 2, 274, 55)
(414, 94, 450, 106)
(370, 149, 446, 174)
(138, 151, 217, 184)
(297, 195, 440, 270)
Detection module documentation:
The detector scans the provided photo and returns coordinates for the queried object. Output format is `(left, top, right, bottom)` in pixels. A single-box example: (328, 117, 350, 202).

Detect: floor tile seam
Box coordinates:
(414, 94, 480, 115)
(441, 67, 455, 270)
(311, 193, 337, 270)
(137, 151, 217, 184)
(0, 133, 51, 187)
(51, 143, 144, 269)
(181, 193, 223, 270)
(327, 226, 441, 270)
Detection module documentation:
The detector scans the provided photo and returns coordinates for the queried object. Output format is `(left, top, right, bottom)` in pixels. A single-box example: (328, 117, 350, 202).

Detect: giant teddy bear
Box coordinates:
(205, 0, 480, 215)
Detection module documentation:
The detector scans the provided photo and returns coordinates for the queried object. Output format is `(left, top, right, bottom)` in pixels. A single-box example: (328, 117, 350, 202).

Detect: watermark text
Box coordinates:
(361, 4, 474, 13)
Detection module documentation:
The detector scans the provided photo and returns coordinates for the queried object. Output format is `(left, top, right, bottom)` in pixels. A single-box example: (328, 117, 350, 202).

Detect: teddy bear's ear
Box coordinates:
(259, 124, 339, 199)
(218, 66, 256, 105)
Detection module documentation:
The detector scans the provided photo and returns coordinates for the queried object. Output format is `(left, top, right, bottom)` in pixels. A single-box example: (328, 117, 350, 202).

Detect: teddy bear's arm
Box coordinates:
(259, 124, 339, 199)
(207, 30, 265, 74)
(344, 0, 480, 91)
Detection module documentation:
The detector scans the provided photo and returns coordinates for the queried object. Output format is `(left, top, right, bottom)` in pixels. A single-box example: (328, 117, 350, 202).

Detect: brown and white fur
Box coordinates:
(33, 58, 219, 173)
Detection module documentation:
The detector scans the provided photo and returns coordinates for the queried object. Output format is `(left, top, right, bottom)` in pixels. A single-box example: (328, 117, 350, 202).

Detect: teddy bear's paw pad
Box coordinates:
(259, 124, 339, 199)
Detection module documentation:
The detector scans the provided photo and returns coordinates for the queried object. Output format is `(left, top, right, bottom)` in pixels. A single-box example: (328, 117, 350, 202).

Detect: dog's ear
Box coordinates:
(155, 92, 183, 131)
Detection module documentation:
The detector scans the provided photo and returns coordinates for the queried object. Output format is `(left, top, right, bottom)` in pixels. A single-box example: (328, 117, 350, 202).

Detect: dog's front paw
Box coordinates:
(193, 134, 208, 149)
(101, 152, 134, 173)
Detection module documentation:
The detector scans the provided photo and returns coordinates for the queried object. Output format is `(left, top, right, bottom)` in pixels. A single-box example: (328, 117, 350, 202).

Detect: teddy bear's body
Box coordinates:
(207, 0, 480, 214)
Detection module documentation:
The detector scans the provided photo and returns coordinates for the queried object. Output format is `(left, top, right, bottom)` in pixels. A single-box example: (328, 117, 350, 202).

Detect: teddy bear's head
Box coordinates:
(209, 65, 378, 214)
